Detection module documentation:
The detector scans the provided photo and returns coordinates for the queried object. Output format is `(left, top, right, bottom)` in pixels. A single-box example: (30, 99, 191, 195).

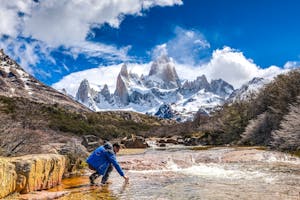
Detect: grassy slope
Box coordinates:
(0, 95, 173, 156)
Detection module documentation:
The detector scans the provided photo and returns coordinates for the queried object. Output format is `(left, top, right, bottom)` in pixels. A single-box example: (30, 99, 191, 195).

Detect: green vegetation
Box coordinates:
(0, 96, 169, 140)
(192, 69, 300, 153)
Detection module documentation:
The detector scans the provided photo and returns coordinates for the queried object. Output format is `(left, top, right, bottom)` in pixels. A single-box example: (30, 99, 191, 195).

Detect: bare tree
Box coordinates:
(271, 97, 300, 151)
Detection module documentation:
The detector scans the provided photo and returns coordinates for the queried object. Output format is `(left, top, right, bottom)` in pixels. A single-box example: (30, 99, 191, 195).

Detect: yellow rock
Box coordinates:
(0, 157, 17, 199)
(10, 154, 66, 194)
(0, 154, 65, 198)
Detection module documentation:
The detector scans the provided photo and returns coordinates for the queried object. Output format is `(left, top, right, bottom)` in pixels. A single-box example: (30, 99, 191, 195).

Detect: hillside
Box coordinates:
(189, 69, 300, 154)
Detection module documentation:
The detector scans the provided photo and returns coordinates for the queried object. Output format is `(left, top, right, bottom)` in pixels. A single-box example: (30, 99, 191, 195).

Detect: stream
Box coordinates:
(33, 146, 300, 200)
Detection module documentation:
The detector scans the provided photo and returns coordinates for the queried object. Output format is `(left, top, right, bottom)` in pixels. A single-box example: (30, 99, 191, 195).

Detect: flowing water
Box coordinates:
(45, 147, 300, 200)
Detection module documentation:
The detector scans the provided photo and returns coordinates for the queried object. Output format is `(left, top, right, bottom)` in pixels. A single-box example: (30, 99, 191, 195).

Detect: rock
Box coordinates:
(19, 191, 70, 200)
(184, 137, 200, 146)
(0, 158, 17, 198)
(57, 141, 89, 177)
(122, 135, 149, 148)
(99, 84, 112, 102)
(180, 75, 210, 95)
(0, 154, 65, 198)
(146, 55, 181, 89)
(155, 103, 174, 119)
(81, 135, 102, 152)
(76, 79, 91, 104)
(158, 143, 166, 147)
(10, 154, 65, 194)
(210, 79, 234, 98)
(114, 64, 130, 105)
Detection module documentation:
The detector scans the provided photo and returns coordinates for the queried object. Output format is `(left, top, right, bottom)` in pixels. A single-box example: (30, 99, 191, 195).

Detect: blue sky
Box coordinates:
(0, 0, 300, 86)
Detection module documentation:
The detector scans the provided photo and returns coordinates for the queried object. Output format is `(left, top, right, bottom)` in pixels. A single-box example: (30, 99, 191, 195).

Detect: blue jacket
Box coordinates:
(86, 142, 125, 177)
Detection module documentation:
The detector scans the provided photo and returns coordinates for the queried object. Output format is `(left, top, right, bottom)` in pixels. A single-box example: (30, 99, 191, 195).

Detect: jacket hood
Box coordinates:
(103, 142, 114, 154)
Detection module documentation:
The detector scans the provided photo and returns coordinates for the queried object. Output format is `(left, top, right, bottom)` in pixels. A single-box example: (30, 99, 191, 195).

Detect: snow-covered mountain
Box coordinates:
(227, 77, 271, 102)
(54, 55, 237, 121)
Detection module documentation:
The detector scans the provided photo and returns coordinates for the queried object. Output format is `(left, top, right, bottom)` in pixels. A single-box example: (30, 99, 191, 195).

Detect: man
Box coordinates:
(86, 142, 129, 185)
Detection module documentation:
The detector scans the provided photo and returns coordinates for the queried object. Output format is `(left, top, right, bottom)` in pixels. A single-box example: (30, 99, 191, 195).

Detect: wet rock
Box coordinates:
(19, 191, 70, 200)
(0, 158, 17, 198)
(157, 137, 178, 145)
(0, 154, 65, 198)
(158, 143, 166, 147)
(10, 154, 65, 194)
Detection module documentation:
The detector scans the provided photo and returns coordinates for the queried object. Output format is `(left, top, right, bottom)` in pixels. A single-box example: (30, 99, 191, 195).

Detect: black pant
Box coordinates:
(90, 164, 113, 184)
(101, 164, 113, 184)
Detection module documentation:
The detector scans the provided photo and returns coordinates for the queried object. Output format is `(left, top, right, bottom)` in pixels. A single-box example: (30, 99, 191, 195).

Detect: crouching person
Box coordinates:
(86, 142, 129, 185)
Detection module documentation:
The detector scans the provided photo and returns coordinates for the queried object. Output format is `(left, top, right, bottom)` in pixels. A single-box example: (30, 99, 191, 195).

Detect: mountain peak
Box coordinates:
(76, 79, 91, 104)
(114, 65, 130, 105)
(210, 79, 234, 98)
(120, 64, 129, 79)
(147, 56, 181, 89)
(0, 49, 89, 112)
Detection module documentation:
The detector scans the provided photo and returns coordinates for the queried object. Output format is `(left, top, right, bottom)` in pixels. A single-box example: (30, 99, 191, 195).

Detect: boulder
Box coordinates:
(0, 158, 17, 198)
(57, 141, 89, 177)
(184, 137, 200, 146)
(81, 135, 102, 152)
(10, 154, 65, 194)
(122, 135, 149, 148)
(0, 154, 65, 198)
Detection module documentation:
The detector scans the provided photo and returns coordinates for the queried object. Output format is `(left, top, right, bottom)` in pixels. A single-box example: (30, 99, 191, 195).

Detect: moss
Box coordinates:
(0, 96, 16, 114)
(292, 150, 300, 158)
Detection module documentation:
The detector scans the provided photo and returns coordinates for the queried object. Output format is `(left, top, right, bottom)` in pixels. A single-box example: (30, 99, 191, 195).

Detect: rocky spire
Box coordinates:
(180, 75, 210, 95)
(100, 84, 111, 102)
(119, 63, 129, 79)
(114, 64, 130, 105)
(76, 79, 91, 103)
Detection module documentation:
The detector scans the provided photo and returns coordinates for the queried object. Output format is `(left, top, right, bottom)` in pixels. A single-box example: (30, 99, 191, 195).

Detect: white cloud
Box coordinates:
(22, 0, 182, 46)
(153, 45, 288, 88)
(283, 61, 300, 69)
(0, 0, 182, 74)
(67, 41, 131, 62)
(52, 62, 151, 96)
(0, 0, 34, 37)
(152, 27, 210, 65)
(202, 47, 288, 88)
(0, 37, 54, 74)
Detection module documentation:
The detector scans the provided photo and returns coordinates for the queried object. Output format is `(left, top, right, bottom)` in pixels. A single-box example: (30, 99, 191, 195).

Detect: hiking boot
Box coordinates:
(89, 173, 99, 185)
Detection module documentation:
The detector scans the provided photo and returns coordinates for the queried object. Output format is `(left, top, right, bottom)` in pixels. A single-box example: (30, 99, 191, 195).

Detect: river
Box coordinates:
(42, 146, 300, 200)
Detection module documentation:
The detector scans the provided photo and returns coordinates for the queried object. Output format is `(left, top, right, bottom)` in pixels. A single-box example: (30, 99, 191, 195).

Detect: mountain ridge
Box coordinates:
(70, 55, 237, 121)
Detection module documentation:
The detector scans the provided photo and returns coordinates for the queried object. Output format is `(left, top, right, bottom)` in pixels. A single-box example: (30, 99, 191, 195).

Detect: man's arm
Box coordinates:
(107, 152, 125, 177)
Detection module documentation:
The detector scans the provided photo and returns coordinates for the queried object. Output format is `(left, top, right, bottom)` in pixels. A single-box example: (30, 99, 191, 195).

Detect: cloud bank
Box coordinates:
(0, 0, 183, 74)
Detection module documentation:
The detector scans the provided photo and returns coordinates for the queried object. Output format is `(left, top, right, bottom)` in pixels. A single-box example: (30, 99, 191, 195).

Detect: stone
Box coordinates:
(57, 141, 89, 177)
(19, 191, 70, 200)
(10, 154, 65, 194)
(81, 135, 102, 152)
(0, 157, 17, 199)
(122, 135, 149, 148)
(0, 154, 66, 198)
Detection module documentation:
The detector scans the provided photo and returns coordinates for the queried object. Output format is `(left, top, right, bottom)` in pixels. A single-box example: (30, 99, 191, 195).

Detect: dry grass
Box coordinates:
(118, 148, 146, 155)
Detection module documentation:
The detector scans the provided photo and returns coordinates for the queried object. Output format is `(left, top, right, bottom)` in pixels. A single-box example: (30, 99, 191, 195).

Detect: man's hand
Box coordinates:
(123, 175, 129, 183)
